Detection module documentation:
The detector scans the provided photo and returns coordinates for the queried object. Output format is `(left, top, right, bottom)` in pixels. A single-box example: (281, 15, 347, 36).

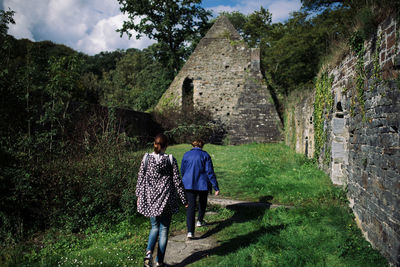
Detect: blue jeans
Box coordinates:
(146, 213, 172, 264)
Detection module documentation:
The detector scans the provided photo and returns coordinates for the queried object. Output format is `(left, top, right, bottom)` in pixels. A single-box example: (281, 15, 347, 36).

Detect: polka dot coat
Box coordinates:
(136, 153, 187, 217)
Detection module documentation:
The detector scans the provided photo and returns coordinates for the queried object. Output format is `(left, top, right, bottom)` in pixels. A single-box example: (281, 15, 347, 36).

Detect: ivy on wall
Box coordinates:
(372, 32, 383, 85)
(347, 30, 384, 120)
(284, 106, 296, 150)
(348, 31, 367, 119)
(313, 71, 333, 161)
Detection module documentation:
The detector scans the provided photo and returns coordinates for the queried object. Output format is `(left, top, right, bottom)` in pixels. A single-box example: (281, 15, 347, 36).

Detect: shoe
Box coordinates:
(196, 220, 207, 227)
(187, 232, 194, 239)
(144, 258, 152, 267)
(144, 251, 152, 267)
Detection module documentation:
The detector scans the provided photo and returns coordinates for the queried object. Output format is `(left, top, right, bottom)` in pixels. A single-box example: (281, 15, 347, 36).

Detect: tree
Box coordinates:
(0, 9, 15, 84)
(218, 11, 248, 36)
(301, 0, 400, 14)
(100, 46, 172, 111)
(243, 7, 272, 47)
(218, 8, 272, 48)
(260, 8, 353, 97)
(38, 55, 84, 153)
(0, 9, 15, 43)
(117, 0, 211, 75)
(83, 50, 125, 78)
(301, 0, 344, 10)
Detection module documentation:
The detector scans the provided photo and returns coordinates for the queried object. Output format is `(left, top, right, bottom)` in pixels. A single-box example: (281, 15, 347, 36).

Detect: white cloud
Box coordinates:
(77, 14, 154, 55)
(207, 0, 301, 22)
(208, 5, 237, 15)
(268, 0, 302, 22)
(2, 0, 154, 55)
(4, 0, 47, 40)
(2, 0, 301, 54)
(7, 7, 34, 39)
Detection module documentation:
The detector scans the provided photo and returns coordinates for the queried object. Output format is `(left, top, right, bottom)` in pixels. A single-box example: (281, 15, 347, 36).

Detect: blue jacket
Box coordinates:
(181, 147, 219, 191)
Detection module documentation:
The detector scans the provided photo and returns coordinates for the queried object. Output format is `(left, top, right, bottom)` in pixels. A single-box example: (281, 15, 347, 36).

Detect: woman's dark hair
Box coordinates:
(191, 139, 204, 148)
(154, 133, 169, 154)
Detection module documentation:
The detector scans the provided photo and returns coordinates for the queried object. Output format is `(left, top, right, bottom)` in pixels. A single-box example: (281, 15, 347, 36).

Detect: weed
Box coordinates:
(3, 143, 388, 266)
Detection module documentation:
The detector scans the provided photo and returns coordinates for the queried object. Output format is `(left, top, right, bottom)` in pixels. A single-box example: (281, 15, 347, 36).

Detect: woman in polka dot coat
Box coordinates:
(136, 133, 187, 267)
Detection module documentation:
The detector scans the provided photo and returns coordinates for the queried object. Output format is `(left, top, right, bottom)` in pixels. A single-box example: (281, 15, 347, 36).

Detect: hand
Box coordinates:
(185, 204, 189, 208)
(214, 190, 219, 196)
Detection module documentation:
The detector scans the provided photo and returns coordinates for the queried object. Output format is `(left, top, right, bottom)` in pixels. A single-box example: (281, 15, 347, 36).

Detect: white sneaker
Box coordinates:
(144, 251, 152, 267)
(196, 221, 206, 227)
(187, 232, 194, 239)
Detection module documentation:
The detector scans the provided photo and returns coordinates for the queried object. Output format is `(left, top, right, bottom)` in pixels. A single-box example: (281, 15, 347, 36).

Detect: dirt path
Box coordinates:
(164, 196, 290, 266)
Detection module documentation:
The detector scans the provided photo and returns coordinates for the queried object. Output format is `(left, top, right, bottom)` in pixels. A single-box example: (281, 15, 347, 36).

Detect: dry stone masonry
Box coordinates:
(285, 92, 315, 158)
(156, 16, 282, 144)
(286, 15, 400, 265)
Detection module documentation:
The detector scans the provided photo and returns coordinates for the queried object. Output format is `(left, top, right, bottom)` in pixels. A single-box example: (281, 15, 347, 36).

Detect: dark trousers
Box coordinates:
(185, 190, 208, 234)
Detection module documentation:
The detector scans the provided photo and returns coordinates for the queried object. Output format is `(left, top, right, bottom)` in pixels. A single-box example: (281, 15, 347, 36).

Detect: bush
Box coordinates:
(46, 144, 142, 232)
(0, 128, 144, 244)
(153, 107, 224, 144)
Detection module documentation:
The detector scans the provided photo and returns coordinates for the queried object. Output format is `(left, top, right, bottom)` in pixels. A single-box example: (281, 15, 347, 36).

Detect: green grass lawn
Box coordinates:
(168, 143, 387, 266)
(168, 143, 337, 205)
(2, 143, 388, 266)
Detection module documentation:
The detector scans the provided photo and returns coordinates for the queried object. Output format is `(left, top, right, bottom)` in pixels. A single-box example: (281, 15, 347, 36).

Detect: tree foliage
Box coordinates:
(302, 0, 400, 11)
(100, 46, 172, 111)
(260, 8, 352, 96)
(83, 50, 125, 78)
(3, 0, 399, 249)
(221, 8, 349, 97)
(117, 0, 211, 74)
(218, 8, 272, 48)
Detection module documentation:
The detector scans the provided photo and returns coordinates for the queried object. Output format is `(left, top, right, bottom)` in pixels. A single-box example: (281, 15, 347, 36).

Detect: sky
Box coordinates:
(1, 0, 301, 55)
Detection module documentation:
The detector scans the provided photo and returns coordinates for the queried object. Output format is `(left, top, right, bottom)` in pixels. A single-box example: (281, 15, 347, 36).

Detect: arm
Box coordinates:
(205, 153, 219, 192)
(135, 154, 147, 198)
(180, 156, 186, 177)
(172, 157, 188, 206)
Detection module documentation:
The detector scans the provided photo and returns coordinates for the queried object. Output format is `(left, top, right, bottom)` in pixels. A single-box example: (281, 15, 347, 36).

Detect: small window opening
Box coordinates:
(336, 101, 343, 112)
(182, 77, 193, 111)
(336, 101, 344, 118)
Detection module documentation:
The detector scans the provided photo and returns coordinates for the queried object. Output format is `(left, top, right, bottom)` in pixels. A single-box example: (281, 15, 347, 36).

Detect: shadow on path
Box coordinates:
(168, 202, 286, 266)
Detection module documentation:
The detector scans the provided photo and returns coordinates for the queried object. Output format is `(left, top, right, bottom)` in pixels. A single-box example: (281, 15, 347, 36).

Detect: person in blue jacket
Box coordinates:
(181, 139, 220, 239)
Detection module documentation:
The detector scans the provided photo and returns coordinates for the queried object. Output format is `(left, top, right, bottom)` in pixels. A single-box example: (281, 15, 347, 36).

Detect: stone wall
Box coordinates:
(286, 15, 400, 265)
(284, 91, 315, 158)
(156, 16, 282, 144)
(333, 16, 400, 265)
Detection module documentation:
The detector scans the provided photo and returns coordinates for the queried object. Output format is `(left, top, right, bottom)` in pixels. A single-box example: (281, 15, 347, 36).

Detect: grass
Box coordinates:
(1, 143, 388, 266)
(1, 216, 149, 266)
(168, 143, 339, 205)
(168, 143, 387, 266)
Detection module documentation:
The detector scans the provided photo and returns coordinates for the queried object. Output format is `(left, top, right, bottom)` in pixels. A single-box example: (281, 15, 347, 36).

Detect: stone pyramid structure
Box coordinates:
(156, 16, 282, 144)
